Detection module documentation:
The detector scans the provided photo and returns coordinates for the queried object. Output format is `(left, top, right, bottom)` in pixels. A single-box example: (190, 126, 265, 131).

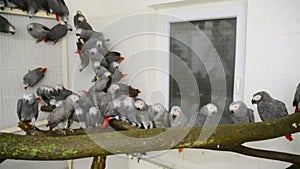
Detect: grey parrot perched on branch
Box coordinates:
(23, 67, 47, 89)
(135, 99, 154, 129)
(44, 23, 72, 45)
(25, 0, 39, 18)
(17, 93, 41, 127)
(152, 103, 170, 128)
(73, 10, 93, 30)
(293, 83, 300, 112)
(85, 106, 103, 128)
(47, 94, 79, 130)
(169, 106, 187, 128)
(0, 14, 15, 34)
(229, 101, 254, 124)
(252, 91, 293, 141)
(27, 23, 50, 43)
(48, 0, 69, 22)
(89, 71, 112, 92)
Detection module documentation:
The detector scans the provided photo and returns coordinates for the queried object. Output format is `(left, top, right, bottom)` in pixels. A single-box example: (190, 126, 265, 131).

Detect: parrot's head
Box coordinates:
(229, 101, 247, 117)
(107, 84, 120, 96)
(27, 24, 34, 31)
(54, 85, 64, 93)
(23, 93, 36, 104)
(153, 103, 165, 114)
(251, 91, 270, 104)
(111, 62, 119, 69)
(76, 10, 82, 15)
(67, 94, 79, 104)
(135, 99, 146, 111)
(78, 16, 85, 22)
(170, 106, 182, 120)
(103, 71, 112, 79)
(75, 28, 82, 36)
(8, 25, 15, 34)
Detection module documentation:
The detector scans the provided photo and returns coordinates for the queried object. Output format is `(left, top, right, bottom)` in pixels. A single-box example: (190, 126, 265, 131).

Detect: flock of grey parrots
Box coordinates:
(1, 1, 298, 144)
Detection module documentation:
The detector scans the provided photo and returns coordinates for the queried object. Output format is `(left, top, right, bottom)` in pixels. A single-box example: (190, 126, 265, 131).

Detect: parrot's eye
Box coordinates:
(253, 95, 262, 101)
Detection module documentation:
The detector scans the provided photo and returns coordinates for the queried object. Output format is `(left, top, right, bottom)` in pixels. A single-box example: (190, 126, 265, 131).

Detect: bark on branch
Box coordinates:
(0, 113, 300, 165)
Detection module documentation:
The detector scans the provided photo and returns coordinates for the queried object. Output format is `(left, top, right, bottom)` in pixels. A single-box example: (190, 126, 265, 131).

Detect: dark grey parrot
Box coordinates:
(252, 91, 293, 141)
(44, 23, 72, 44)
(0, 14, 15, 34)
(36, 85, 55, 105)
(27, 22, 50, 43)
(25, 0, 39, 18)
(48, 0, 69, 22)
(17, 93, 40, 127)
(293, 83, 300, 112)
(23, 67, 47, 89)
(229, 101, 254, 124)
(73, 10, 93, 30)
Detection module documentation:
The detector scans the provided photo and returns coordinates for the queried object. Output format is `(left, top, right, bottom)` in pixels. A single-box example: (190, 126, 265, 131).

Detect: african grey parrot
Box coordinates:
(101, 51, 125, 68)
(44, 23, 72, 45)
(89, 71, 111, 92)
(135, 99, 154, 129)
(81, 32, 109, 55)
(92, 63, 110, 82)
(52, 84, 73, 101)
(73, 90, 95, 128)
(293, 83, 300, 112)
(48, 0, 69, 22)
(169, 106, 187, 128)
(25, 0, 39, 18)
(36, 85, 55, 105)
(0, 14, 15, 34)
(252, 91, 293, 141)
(75, 28, 95, 42)
(191, 103, 219, 126)
(121, 96, 138, 124)
(85, 106, 103, 128)
(152, 103, 170, 128)
(47, 94, 79, 130)
(23, 67, 47, 89)
(0, 0, 6, 10)
(73, 10, 93, 30)
(229, 101, 254, 124)
(7, 0, 27, 11)
(27, 22, 50, 43)
(17, 93, 40, 127)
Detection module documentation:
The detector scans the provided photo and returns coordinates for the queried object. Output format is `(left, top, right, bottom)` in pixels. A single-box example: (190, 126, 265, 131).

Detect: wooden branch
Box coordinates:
(91, 156, 106, 169)
(0, 113, 299, 164)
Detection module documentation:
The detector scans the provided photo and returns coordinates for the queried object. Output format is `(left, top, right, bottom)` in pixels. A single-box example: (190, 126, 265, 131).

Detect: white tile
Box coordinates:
(245, 34, 270, 74)
(247, 0, 271, 34)
(269, 34, 300, 75)
(270, 0, 300, 34)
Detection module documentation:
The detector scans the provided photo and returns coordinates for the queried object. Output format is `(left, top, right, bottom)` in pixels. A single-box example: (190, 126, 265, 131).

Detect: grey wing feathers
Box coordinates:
(17, 99, 23, 120)
(258, 100, 288, 120)
(247, 108, 255, 122)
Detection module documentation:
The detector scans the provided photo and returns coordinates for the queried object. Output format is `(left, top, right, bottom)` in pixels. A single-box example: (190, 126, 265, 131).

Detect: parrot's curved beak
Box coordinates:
(172, 114, 177, 120)
(251, 99, 256, 104)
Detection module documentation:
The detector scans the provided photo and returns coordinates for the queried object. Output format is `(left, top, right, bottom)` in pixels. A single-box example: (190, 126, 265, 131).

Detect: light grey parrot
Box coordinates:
(48, 0, 69, 22)
(152, 103, 170, 128)
(73, 10, 93, 30)
(17, 93, 40, 127)
(169, 106, 187, 128)
(135, 99, 154, 129)
(76, 28, 95, 42)
(89, 71, 111, 92)
(73, 90, 94, 128)
(251, 91, 293, 141)
(293, 83, 300, 112)
(47, 94, 79, 130)
(27, 23, 50, 43)
(36, 85, 55, 105)
(25, 0, 39, 18)
(85, 106, 103, 128)
(44, 23, 72, 45)
(189, 103, 219, 127)
(0, 14, 15, 34)
(229, 101, 254, 124)
(23, 67, 47, 89)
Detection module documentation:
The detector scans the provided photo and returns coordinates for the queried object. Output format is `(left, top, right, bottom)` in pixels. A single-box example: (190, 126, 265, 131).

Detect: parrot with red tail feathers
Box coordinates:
(23, 67, 47, 89)
(44, 23, 72, 45)
(293, 83, 300, 113)
(252, 91, 293, 142)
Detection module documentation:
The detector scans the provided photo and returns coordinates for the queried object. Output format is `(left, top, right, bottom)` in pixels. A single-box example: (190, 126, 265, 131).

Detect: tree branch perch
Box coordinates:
(0, 113, 299, 165)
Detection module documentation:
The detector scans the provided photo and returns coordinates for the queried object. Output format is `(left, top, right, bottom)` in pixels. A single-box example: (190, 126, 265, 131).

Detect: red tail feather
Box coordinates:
(102, 118, 111, 128)
(178, 148, 184, 153)
(75, 49, 81, 54)
(285, 134, 293, 142)
(121, 74, 127, 78)
(43, 38, 48, 43)
(55, 14, 59, 21)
